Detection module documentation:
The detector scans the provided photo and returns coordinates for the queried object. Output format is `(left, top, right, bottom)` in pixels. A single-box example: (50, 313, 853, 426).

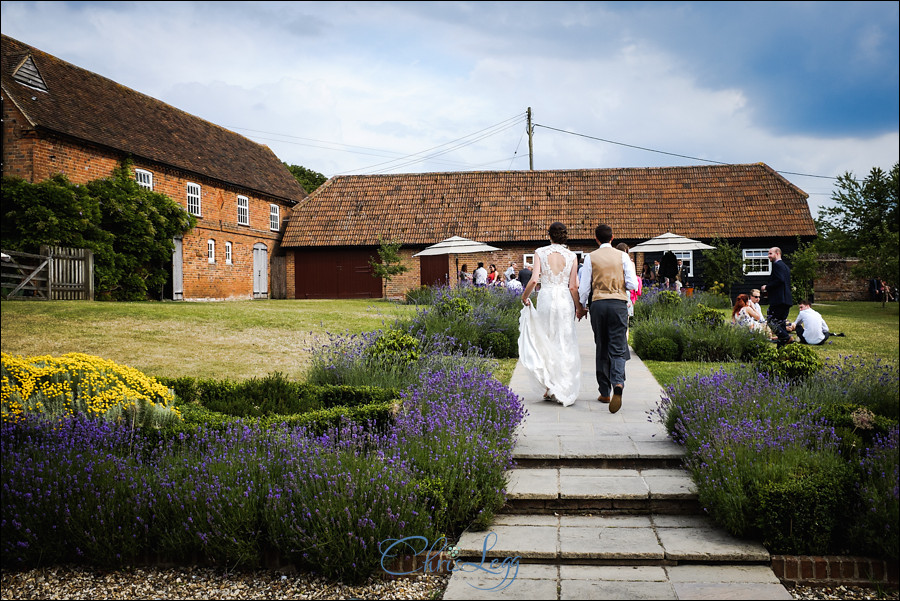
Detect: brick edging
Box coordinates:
(772, 555, 899, 588)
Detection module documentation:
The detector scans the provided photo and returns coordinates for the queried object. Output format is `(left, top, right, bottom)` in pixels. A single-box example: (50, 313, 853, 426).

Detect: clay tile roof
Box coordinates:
(1, 34, 305, 203)
(282, 164, 816, 247)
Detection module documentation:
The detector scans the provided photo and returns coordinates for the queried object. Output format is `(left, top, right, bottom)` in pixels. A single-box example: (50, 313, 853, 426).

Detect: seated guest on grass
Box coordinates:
(787, 299, 845, 345)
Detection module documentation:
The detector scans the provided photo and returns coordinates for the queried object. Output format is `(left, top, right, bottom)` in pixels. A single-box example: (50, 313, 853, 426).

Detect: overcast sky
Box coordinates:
(2, 1, 898, 215)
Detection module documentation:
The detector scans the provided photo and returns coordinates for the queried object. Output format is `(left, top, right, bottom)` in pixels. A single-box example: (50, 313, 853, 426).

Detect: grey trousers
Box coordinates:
(589, 299, 630, 396)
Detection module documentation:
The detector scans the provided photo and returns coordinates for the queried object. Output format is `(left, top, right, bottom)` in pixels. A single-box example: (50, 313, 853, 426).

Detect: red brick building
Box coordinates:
(281, 165, 818, 300)
(1, 34, 307, 300)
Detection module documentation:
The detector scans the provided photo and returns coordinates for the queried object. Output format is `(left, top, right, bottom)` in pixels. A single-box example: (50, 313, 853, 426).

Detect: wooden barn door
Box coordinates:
(420, 255, 449, 287)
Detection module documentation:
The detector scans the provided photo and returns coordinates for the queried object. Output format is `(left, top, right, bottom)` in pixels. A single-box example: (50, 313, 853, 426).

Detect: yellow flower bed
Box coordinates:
(1, 352, 181, 427)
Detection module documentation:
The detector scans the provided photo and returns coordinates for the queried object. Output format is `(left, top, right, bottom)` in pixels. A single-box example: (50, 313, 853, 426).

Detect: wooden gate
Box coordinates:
(1, 246, 94, 300)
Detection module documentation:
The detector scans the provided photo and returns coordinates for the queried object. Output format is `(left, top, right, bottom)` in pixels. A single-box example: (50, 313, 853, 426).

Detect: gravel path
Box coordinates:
(3, 565, 897, 600)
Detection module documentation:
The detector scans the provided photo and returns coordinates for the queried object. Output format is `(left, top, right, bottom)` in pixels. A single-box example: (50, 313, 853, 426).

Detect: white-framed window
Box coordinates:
(269, 204, 280, 231)
(207, 239, 215, 264)
(673, 251, 694, 277)
(186, 183, 202, 216)
(135, 169, 153, 190)
(743, 249, 772, 275)
(237, 195, 249, 226)
(523, 254, 534, 267)
(225, 241, 233, 265)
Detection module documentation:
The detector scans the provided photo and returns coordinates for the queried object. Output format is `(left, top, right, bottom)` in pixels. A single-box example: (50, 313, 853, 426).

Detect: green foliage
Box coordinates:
(816, 162, 899, 258)
(435, 295, 472, 318)
(787, 237, 821, 302)
(755, 343, 824, 382)
(283, 163, 328, 194)
(367, 330, 421, 367)
(1, 162, 196, 300)
(656, 290, 682, 306)
(754, 456, 854, 555)
(687, 304, 726, 327)
(368, 238, 409, 298)
(157, 374, 397, 420)
(479, 331, 513, 359)
(702, 237, 744, 296)
(646, 337, 679, 361)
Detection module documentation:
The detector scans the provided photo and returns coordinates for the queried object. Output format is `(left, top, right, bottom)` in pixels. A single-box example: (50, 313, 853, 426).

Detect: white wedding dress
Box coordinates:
(517, 244, 582, 406)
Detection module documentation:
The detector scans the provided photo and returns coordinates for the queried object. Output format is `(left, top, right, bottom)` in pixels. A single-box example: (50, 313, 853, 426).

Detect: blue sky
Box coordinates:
(2, 1, 897, 214)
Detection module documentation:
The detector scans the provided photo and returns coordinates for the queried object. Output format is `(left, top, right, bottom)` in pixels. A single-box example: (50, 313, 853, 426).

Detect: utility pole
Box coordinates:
(527, 107, 534, 170)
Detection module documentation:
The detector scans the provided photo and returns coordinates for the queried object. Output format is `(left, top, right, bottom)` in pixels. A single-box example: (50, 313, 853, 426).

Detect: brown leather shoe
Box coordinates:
(609, 386, 623, 414)
(598, 395, 611, 403)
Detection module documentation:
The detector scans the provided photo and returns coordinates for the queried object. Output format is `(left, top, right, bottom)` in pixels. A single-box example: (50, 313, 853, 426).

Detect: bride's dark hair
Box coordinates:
(548, 222, 568, 244)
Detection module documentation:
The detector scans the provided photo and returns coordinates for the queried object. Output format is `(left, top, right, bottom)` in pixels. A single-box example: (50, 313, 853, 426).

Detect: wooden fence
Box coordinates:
(1, 246, 94, 301)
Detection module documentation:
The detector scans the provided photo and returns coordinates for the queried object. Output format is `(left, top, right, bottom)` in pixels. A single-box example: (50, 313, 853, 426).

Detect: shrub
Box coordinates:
(631, 318, 684, 360)
(754, 456, 854, 554)
(645, 338, 679, 361)
(367, 330, 421, 367)
(686, 304, 725, 327)
(480, 331, 513, 359)
(755, 343, 824, 382)
(848, 426, 899, 560)
(1, 352, 180, 428)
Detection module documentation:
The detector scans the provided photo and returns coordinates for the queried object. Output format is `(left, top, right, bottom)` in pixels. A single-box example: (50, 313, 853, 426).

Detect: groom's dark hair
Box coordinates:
(596, 224, 613, 244)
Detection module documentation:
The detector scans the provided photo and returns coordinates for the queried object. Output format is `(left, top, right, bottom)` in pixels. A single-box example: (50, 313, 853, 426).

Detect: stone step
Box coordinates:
(453, 514, 770, 566)
(442, 563, 792, 600)
(503, 467, 700, 515)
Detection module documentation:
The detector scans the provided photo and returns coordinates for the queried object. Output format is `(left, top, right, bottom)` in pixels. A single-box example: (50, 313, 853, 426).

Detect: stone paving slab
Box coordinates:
(562, 580, 678, 600)
(656, 526, 770, 562)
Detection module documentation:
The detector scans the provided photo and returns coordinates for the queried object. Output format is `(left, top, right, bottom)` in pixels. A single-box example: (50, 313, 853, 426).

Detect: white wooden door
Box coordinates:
(253, 243, 268, 299)
(172, 237, 183, 300)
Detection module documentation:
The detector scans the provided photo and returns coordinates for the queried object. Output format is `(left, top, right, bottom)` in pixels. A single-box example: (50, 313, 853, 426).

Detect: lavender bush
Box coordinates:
(656, 361, 899, 557)
(1, 367, 527, 582)
(306, 327, 496, 390)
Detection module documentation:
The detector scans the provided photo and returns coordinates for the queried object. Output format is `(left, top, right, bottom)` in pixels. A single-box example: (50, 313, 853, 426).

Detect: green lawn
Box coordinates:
(0, 299, 416, 381)
(3, 299, 895, 388)
(642, 301, 899, 388)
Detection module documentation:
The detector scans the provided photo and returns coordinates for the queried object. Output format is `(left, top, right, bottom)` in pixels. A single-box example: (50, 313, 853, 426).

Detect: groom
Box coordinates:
(576, 224, 638, 413)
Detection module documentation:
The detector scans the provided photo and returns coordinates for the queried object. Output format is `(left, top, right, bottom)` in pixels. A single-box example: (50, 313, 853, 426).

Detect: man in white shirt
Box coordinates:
(504, 261, 517, 282)
(473, 262, 488, 287)
(788, 300, 844, 345)
(576, 224, 638, 413)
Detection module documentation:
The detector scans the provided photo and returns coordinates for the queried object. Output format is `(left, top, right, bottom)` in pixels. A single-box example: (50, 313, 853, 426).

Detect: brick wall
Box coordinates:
(772, 555, 899, 588)
(3, 105, 293, 301)
(814, 255, 869, 301)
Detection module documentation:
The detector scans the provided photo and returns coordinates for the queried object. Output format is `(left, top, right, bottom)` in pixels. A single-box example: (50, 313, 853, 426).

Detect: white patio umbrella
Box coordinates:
(413, 236, 501, 285)
(628, 232, 716, 253)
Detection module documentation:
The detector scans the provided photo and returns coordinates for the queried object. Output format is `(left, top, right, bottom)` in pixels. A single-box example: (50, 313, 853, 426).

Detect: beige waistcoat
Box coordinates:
(590, 247, 628, 301)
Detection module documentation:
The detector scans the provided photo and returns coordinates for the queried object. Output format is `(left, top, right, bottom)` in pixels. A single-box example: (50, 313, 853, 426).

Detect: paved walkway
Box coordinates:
(443, 318, 793, 600)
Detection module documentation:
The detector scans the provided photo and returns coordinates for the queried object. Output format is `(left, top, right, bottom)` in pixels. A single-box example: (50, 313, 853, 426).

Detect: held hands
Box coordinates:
(575, 306, 587, 320)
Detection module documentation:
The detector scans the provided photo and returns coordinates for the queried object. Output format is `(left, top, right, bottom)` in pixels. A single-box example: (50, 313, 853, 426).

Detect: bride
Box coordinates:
(517, 222, 582, 406)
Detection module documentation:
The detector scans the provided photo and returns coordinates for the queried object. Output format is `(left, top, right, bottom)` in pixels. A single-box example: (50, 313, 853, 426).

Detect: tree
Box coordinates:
(1, 161, 196, 301)
(701, 237, 743, 297)
(284, 164, 328, 194)
(369, 239, 408, 298)
(816, 162, 898, 304)
(816, 163, 898, 256)
(853, 225, 899, 307)
(786, 237, 820, 303)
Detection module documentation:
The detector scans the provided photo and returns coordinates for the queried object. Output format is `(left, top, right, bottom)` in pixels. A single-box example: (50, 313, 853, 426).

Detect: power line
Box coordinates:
(533, 123, 847, 183)
(356, 113, 527, 174)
